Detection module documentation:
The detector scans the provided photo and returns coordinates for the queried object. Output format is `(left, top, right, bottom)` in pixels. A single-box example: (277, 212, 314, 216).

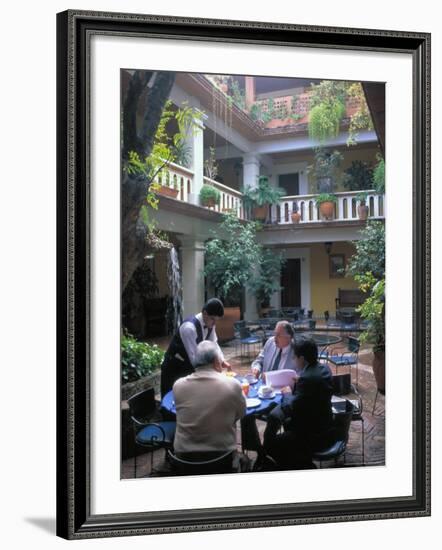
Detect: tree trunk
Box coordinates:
(121, 70, 176, 291)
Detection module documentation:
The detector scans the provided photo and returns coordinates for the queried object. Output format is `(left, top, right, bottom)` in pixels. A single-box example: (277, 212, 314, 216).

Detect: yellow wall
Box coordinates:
(309, 241, 360, 314)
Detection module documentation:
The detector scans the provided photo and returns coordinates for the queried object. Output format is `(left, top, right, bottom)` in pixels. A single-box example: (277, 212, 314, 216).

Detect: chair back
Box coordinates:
(167, 450, 234, 475)
(324, 310, 330, 321)
(332, 373, 352, 396)
(347, 336, 360, 353)
(233, 320, 246, 337)
(265, 369, 297, 391)
(127, 387, 156, 421)
(333, 400, 354, 445)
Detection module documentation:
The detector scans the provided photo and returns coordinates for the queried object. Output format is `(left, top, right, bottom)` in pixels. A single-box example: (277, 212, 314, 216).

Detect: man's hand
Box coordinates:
(281, 385, 292, 395)
(252, 366, 261, 379)
(222, 360, 232, 371)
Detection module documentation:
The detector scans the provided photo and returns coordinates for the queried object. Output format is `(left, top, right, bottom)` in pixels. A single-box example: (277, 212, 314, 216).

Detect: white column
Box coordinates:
(186, 111, 206, 205)
(179, 236, 206, 318)
(242, 153, 260, 190)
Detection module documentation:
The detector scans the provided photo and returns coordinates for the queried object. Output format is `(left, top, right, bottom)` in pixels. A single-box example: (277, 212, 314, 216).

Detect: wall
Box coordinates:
(2, 2, 440, 550)
(309, 241, 359, 313)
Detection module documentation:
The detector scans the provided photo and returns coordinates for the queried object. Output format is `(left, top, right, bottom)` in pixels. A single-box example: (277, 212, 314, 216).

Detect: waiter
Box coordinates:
(160, 298, 231, 397)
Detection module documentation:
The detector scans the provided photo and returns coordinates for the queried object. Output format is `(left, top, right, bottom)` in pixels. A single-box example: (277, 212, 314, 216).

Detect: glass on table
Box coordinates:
(241, 380, 250, 397)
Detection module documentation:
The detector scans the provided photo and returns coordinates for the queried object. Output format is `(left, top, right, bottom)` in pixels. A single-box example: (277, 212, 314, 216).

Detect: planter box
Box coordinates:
(121, 370, 161, 401)
(156, 185, 179, 198)
(216, 306, 240, 343)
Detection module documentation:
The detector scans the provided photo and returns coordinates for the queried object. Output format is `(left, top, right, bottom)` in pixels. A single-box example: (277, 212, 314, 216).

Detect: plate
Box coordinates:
(257, 390, 276, 399)
(246, 398, 261, 408)
(244, 374, 259, 385)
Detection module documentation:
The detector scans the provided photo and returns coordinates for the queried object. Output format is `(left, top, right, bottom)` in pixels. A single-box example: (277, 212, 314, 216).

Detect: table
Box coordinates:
(160, 377, 282, 418)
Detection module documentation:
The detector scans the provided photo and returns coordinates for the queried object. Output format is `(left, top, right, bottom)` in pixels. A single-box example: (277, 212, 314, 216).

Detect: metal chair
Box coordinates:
(323, 336, 361, 387)
(257, 317, 278, 343)
(332, 373, 365, 464)
(167, 449, 237, 475)
(238, 326, 262, 360)
(127, 388, 176, 477)
(312, 400, 354, 467)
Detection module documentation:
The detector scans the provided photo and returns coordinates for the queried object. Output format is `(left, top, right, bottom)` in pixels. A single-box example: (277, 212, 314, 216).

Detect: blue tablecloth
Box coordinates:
(160, 378, 282, 417)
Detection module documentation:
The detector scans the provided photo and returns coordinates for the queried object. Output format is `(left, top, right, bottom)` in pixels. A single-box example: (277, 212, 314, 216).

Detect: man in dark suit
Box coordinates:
(262, 337, 334, 469)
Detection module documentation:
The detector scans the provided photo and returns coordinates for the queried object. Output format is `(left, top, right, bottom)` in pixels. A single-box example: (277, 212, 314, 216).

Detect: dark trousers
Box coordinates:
(160, 356, 194, 398)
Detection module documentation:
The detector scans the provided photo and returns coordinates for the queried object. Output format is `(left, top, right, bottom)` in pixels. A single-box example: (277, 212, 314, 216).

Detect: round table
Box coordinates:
(160, 377, 282, 418)
(297, 332, 341, 348)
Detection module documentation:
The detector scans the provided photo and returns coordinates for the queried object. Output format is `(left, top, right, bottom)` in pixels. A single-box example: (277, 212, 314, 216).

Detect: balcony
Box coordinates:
(154, 164, 385, 226)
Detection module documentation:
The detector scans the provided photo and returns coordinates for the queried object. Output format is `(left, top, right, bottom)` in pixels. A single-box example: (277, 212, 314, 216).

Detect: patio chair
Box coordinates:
(257, 317, 278, 343)
(167, 449, 238, 475)
(233, 320, 246, 352)
(238, 326, 262, 360)
(332, 373, 365, 464)
(127, 388, 176, 477)
(312, 400, 354, 468)
(322, 336, 361, 388)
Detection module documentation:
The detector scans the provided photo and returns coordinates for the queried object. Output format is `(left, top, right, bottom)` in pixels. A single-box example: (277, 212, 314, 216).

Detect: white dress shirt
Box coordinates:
(179, 312, 225, 366)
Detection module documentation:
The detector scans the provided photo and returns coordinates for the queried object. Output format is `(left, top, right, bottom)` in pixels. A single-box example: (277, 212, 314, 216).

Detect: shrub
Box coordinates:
(199, 184, 221, 205)
(315, 193, 338, 206)
(121, 333, 165, 383)
(372, 156, 385, 194)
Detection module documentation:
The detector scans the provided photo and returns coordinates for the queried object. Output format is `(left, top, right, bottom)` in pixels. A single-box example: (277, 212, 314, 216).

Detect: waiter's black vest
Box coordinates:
(166, 316, 213, 367)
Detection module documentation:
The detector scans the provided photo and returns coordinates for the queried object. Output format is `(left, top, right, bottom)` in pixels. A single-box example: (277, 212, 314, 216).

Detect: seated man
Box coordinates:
(172, 340, 246, 470)
(262, 338, 334, 469)
(251, 321, 298, 378)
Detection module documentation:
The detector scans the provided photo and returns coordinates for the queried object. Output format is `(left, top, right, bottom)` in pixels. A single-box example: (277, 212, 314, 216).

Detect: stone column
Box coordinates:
(179, 236, 206, 318)
(186, 111, 206, 205)
(242, 153, 260, 190)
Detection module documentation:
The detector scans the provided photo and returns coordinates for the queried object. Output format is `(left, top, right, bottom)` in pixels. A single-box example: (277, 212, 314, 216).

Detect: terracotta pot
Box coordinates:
(372, 349, 385, 394)
(253, 205, 268, 221)
(358, 203, 369, 220)
(216, 306, 241, 343)
(319, 201, 335, 220)
(156, 185, 179, 199)
(291, 212, 301, 223)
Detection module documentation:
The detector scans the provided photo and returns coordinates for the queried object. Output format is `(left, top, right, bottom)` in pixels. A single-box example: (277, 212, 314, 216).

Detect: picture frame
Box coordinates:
(329, 254, 345, 278)
(56, 9, 431, 540)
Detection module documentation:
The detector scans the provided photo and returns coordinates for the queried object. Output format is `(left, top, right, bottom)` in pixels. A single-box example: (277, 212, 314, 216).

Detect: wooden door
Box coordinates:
(280, 258, 301, 307)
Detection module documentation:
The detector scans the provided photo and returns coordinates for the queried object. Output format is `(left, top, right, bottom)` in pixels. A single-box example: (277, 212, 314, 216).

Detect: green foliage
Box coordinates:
(309, 148, 343, 181)
(204, 146, 218, 180)
(356, 192, 368, 204)
(315, 193, 338, 205)
(249, 103, 262, 121)
(199, 184, 221, 205)
(204, 212, 284, 310)
(347, 221, 385, 280)
(347, 221, 385, 350)
(242, 176, 285, 208)
(121, 333, 165, 383)
(372, 155, 385, 193)
(355, 273, 385, 351)
(124, 100, 203, 209)
(230, 79, 245, 109)
(343, 160, 374, 191)
(308, 99, 345, 142)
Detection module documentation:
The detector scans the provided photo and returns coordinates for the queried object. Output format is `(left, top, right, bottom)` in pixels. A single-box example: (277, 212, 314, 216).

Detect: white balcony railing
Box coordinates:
(203, 176, 245, 219)
(155, 161, 195, 203)
(270, 190, 385, 224)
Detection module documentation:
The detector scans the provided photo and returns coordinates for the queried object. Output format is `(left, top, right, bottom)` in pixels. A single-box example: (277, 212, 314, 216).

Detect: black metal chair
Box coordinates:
(312, 400, 354, 467)
(257, 317, 278, 343)
(127, 388, 176, 477)
(332, 373, 365, 464)
(167, 449, 237, 475)
(323, 336, 361, 387)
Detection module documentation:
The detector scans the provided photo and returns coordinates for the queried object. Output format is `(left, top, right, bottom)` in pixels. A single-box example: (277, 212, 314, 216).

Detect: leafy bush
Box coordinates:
(315, 193, 338, 205)
(372, 155, 385, 194)
(308, 99, 345, 142)
(343, 160, 374, 191)
(121, 333, 164, 383)
(242, 176, 285, 208)
(199, 184, 221, 205)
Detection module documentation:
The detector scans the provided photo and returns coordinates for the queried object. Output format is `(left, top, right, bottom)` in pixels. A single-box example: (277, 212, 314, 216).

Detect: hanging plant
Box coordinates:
(308, 99, 346, 142)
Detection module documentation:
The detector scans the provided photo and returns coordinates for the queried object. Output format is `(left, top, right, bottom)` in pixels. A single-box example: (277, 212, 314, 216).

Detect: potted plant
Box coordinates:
(291, 201, 301, 223)
(309, 148, 343, 193)
(199, 184, 221, 208)
(204, 146, 219, 181)
(343, 160, 374, 191)
(315, 193, 338, 220)
(242, 176, 285, 221)
(356, 192, 369, 220)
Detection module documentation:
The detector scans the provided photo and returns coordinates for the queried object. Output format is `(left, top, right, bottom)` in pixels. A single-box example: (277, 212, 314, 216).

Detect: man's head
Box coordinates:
(274, 320, 294, 349)
(292, 338, 318, 370)
(202, 298, 224, 329)
(194, 340, 223, 372)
